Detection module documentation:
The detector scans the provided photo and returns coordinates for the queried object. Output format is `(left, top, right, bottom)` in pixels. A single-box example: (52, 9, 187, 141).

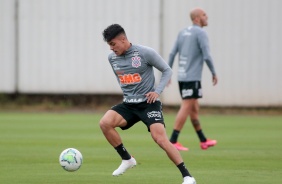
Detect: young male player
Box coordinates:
(168, 8, 218, 151)
(100, 24, 196, 184)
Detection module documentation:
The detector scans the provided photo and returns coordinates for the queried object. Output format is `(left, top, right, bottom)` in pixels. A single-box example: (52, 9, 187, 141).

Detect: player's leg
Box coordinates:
(170, 82, 195, 151)
(151, 123, 183, 164)
(170, 99, 192, 151)
(150, 123, 196, 184)
(173, 99, 191, 131)
(99, 110, 127, 147)
(190, 99, 217, 150)
(190, 99, 202, 131)
(99, 109, 136, 175)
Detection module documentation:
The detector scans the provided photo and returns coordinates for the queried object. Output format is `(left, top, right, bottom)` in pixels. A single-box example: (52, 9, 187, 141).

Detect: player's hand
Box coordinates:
(212, 75, 218, 86)
(145, 92, 159, 104)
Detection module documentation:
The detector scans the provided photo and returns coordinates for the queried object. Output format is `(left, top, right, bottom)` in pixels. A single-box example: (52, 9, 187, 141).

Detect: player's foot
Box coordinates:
(200, 139, 217, 150)
(112, 157, 137, 176)
(182, 176, 196, 184)
(172, 142, 189, 151)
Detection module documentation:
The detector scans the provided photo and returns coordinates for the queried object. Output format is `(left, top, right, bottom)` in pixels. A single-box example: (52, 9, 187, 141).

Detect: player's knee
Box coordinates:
(190, 109, 199, 118)
(190, 106, 199, 114)
(99, 118, 110, 131)
(153, 135, 167, 147)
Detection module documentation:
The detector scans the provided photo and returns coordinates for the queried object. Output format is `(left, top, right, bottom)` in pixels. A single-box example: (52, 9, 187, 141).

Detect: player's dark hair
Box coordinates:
(102, 24, 126, 42)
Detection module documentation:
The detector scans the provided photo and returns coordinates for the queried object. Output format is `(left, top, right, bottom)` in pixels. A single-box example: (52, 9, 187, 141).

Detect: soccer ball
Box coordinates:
(59, 148, 83, 172)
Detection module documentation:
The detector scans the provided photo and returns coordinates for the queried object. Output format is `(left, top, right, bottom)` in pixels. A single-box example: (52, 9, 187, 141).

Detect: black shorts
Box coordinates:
(178, 81, 202, 99)
(111, 101, 165, 132)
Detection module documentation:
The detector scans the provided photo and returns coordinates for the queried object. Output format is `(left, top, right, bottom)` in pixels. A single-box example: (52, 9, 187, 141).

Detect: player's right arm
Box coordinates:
(168, 33, 180, 68)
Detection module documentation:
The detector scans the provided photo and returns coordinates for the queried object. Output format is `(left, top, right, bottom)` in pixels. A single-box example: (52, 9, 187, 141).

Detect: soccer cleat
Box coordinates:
(112, 157, 137, 176)
(200, 139, 217, 150)
(172, 142, 189, 151)
(182, 176, 196, 184)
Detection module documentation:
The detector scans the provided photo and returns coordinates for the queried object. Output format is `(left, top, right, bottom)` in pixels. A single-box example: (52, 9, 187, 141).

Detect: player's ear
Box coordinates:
(120, 34, 127, 42)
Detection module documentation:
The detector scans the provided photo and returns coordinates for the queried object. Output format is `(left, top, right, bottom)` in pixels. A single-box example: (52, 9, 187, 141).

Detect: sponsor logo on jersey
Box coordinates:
(133, 51, 139, 56)
(178, 67, 186, 73)
(111, 55, 123, 60)
(112, 63, 120, 70)
(182, 89, 193, 98)
(183, 32, 191, 36)
(118, 73, 142, 84)
(147, 111, 162, 119)
(111, 55, 119, 60)
(123, 98, 143, 103)
(198, 89, 202, 96)
(131, 56, 141, 68)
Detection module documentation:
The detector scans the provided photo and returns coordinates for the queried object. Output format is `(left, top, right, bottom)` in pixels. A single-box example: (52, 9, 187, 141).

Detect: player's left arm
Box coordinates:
(198, 31, 218, 85)
(144, 47, 173, 103)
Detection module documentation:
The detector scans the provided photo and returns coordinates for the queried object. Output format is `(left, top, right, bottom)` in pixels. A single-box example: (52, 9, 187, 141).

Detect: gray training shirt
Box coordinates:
(168, 25, 216, 82)
(108, 44, 172, 103)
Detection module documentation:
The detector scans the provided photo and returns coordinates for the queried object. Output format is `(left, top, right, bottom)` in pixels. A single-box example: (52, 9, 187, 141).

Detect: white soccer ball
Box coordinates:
(59, 148, 83, 172)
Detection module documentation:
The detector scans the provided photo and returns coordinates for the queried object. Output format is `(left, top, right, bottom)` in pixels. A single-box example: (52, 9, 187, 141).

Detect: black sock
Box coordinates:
(196, 129, 207, 142)
(170, 129, 180, 143)
(177, 162, 191, 177)
(114, 143, 131, 160)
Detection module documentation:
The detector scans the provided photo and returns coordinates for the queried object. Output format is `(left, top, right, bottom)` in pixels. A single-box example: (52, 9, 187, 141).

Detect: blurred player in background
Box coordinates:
(100, 24, 196, 184)
(168, 8, 218, 151)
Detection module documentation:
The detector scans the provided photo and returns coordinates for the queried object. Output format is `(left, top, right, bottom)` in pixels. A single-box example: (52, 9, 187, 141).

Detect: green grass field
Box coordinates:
(0, 112, 281, 184)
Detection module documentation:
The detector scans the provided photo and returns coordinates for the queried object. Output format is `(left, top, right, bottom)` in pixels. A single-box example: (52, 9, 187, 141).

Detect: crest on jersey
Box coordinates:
(131, 56, 141, 68)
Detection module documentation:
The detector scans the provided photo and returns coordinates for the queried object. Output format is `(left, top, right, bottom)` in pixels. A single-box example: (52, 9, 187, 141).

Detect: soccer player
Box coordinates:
(100, 24, 196, 184)
(168, 8, 218, 151)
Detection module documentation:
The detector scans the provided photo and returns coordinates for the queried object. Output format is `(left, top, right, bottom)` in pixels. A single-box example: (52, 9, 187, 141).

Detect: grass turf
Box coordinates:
(0, 112, 281, 184)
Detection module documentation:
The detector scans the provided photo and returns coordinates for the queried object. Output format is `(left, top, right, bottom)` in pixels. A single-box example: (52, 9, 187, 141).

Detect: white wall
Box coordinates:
(162, 0, 282, 106)
(0, 0, 281, 106)
(18, 0, 161, 94)
(0, 0, 16, 93)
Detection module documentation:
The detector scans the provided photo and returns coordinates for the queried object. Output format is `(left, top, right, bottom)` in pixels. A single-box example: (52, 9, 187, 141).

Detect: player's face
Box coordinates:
(108, 35, 127, 56)
(199, 11, 208, 27)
